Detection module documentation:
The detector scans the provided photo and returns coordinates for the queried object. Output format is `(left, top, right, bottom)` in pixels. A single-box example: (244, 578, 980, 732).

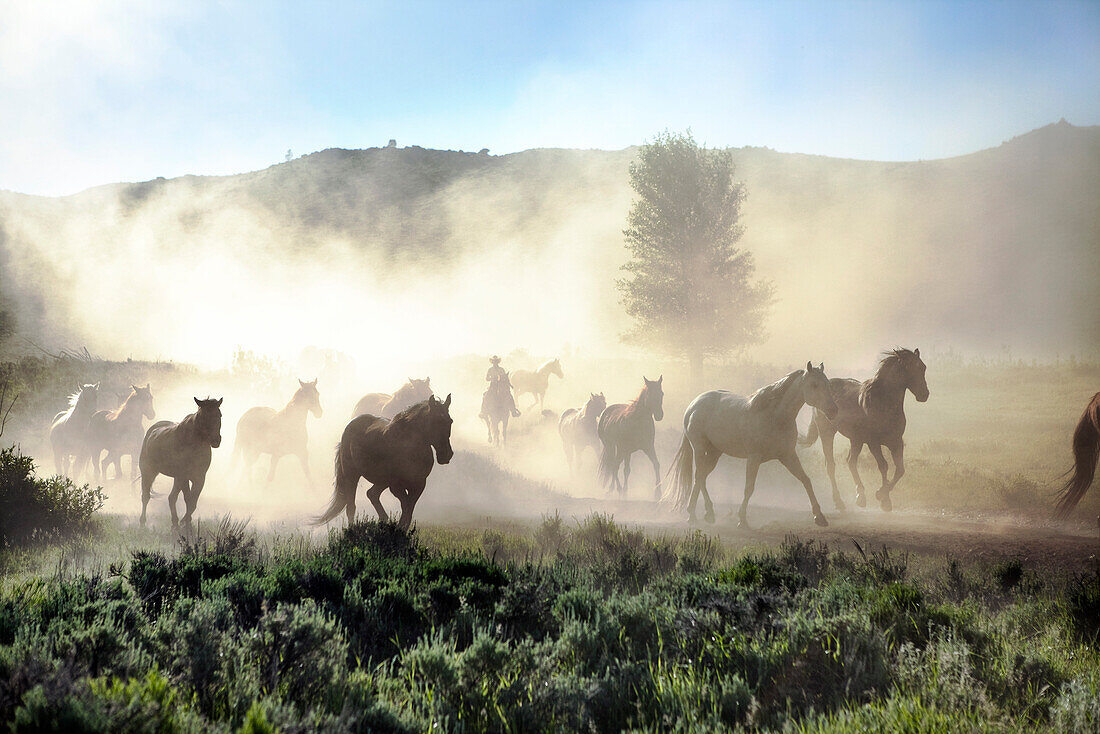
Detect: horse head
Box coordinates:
(802, 362, 838, 419)
(426, 394, 454, 464)
(132, 384, 156, 420)
(902, 348, 929, 402)
(297, 378, 323, 418)
(73, 383, 100, 413)
(643, 376, 664, 421)
(193, 397, 224, 448)
(548, 359, 564, 379)
(587, 392, 607, 416)
(406, 377, 434, 402)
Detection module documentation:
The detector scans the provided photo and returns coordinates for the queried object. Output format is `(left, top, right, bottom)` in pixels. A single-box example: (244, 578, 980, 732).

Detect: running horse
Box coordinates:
(668, 364, 839, 527)
(314, 395, 454, 530)
(139, 398, 223, 529)
(49, 383, 100, 478)
(233, 379, 323, 487)
(512, 359, 564, 410)
(482, 372, 517, 446)
(84, 384, 156, 483)
(800, 348, 929, 511)
(353, 378, 433, 419)
(597, 376, 664, 498)
(559, 392, 606, 476)
(1055, 391, 1100, 519)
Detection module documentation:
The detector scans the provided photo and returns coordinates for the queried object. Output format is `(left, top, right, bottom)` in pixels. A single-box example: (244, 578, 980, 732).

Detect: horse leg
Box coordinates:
(819, 426, 845, 511)
(621, 451, 632, 496)
(168, 477, 187, 530)
(847, 441, 867, 507)
(140, 469, 158, 527)
(737, 458, 762, 529)
(604, 445, 621, 495)
(365, 483, 389, 522)
(484, 416, 494, 444)
(644, 445, 661, 501)
(397, 481, 425, 530)
(867, 444, 892, 511)
(296, 451, 313, 488)
(182, 476, 205, 529)
(687, 446, 720, 524)
(887, 441, 905, 489)
(335, 471, 359, 522)
(502, 414, 509, 445)
(780, 452, 828, 527)
(266, 453, 283, 486)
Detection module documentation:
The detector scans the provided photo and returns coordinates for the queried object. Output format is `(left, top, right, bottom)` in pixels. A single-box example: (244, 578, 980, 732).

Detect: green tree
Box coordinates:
(618, 131, 773, 387)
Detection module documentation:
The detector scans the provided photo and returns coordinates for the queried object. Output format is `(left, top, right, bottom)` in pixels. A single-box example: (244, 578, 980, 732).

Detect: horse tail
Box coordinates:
(596, 435, 616, 488)
(312, 442, 349, 525)
(798, 417, 820, 448)
(1055, 394, 1100, 520)
(663, 434, 694, 509)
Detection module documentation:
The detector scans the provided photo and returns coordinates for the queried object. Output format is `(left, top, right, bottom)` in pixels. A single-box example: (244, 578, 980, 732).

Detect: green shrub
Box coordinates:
(0, 446, 104, 549)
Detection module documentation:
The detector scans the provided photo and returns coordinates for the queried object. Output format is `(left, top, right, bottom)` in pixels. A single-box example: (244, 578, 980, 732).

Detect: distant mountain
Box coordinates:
(1, 121, 1097, 365)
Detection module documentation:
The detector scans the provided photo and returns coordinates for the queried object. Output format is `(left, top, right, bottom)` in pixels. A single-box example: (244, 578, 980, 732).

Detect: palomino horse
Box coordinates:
(482, 373, 516, 446)
(1055, 391, 1100, 519)
(139, 398, 223, 529)
(512, 359, 564, 409)
(800, 348, 929, 511)
(597, 376, 664, 498)
(49, 383, 99, 478)
(669, 364, 839, 527)
(314, 395, 454, 530)
(84, 384, 155, 483)
(559, 392, 606, 476)
(233, 379, 322, 487)
(353, 378, 433, 419)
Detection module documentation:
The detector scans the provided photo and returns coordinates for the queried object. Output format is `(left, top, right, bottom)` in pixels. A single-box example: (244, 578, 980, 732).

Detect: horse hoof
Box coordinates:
(834, 500, 847, 512)
(687, 513, 697, 525)
(814, 514, 829, 527)
(703, 510, 715, 524)
(879, 495, 893, 512)
(737, 517, 750, 530)
(855, 494, 867, 508)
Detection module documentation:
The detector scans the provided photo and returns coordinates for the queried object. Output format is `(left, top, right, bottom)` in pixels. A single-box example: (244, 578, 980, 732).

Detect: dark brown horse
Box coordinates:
(1055, 391, 1100, 519)
(49, 383, 99, 478)
(597, 376, 664, 498)
(139, 398, 223, 529)
(669, 364, 839, 527)
(233, 379, 322, 487)
(352, 378, 433, 419)
(84, 384, 155, 483)
(314, 394, 453, 530)
(482, 373, 517, 446)
(800, 348, 928, 512)
(559, 392, 606, 476)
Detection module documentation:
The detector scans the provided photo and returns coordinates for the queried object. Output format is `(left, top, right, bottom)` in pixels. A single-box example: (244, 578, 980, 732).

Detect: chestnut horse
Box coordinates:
(597, 377, 664, 498)
(233, 379, 322, 487)
(1055, 391, 1100, 519)
(314, 395, 453, 530)
(669, 364, 839, 528)
(559, 392, 606, 476)
(353, 378, 433, 419)
(84, 384, 155, 483)
(800, 348, 929, 512)
(139, 398, 223, 529)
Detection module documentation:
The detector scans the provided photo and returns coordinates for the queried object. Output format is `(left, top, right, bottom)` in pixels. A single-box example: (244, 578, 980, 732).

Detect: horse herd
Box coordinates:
(43, 347, 1099, 532)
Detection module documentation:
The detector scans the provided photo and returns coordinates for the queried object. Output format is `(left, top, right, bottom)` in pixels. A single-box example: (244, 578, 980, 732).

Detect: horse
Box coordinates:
(799, 348, 929, 512)
(482, 373, 516, 446)
(559, 392, 606, 476)
(597, 376, 664, 498)
(48, 383, 100, 478)
(1054, 391, 1100, 520)
(233, 379, 323, 488)
(512, 359, 564, 409)
(668, 363, 839, 528)
(83, 384, 155, 483)
(139, 398, 223, 529)
(353, 378, 433, 419)
(314, 394, 453, 530)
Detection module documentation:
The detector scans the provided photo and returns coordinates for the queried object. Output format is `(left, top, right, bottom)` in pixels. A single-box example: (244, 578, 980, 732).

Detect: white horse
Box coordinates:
(667, 364, 838, 528)
(49, 383, 100, 478)
(512, 358, 564, 409)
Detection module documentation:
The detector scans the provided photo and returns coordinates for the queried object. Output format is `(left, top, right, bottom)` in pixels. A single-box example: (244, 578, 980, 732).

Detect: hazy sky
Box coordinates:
(1, 0, 1097, 196)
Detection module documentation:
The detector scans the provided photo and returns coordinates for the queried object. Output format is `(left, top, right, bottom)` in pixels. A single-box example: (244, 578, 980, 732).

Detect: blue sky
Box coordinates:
(1, 0, 1097, 195)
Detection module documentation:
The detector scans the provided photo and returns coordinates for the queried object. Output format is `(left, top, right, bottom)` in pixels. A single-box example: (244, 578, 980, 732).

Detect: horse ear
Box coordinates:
(299, 379, 305, 386)
(216, 398, 223, 407)
(94, 382, 101, 390)
(444, 393, 451, 408)
(819, 362, 824, 371)
(914, 348, 920, 358)
(425, 377, 430, 384)
(194, 397, 201, 407)
(658, 375, 663, 384)
(130, 384, 137, 391)
(311, 378, 318, 386)
(806, 361, 813, 372)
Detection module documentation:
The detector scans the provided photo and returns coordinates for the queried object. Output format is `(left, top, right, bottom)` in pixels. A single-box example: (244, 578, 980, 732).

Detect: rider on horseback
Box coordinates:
(480, 356, 521, 419)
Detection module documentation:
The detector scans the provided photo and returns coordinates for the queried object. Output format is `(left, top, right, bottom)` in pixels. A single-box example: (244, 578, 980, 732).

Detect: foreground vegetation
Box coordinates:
(0, 505, 1097, 733)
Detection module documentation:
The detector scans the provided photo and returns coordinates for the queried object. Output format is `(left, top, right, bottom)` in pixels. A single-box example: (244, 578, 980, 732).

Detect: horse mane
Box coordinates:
(538, 359, 558, 373)
(747, 371, 802, 412)
(388, 400, 431, 432)
(859, 348, 915, 407)
(67, 390, 84, 408)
